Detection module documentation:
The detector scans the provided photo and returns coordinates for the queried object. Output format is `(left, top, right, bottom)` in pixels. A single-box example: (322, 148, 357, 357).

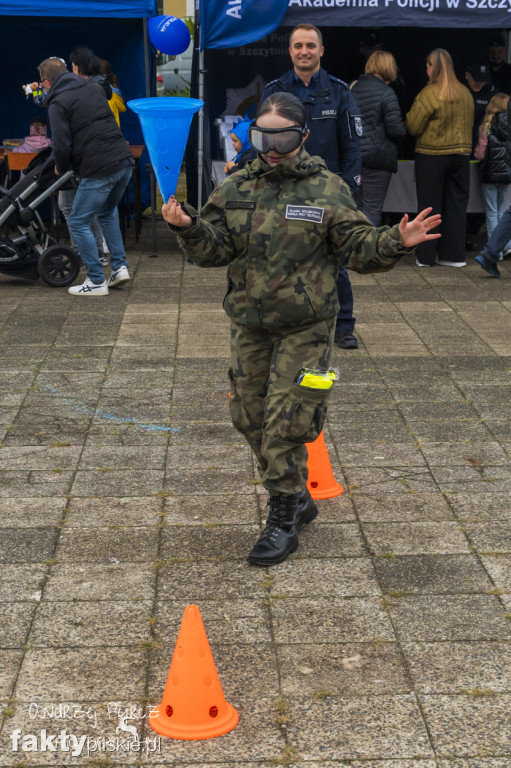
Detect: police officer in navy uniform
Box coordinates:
(264, 23, 362, 350)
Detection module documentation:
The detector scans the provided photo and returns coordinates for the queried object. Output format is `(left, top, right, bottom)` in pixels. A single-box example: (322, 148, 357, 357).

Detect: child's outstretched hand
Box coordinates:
(162, 196, 192, 228)
(399, 207, 441, 248)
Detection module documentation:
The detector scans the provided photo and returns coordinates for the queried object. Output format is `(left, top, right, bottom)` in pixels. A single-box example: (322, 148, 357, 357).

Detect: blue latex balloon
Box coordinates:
(148, 15, 191, 55)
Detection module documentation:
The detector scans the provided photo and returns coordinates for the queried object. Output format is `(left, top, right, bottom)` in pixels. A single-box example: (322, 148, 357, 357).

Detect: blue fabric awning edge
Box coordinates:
(0, 0, 157, 17)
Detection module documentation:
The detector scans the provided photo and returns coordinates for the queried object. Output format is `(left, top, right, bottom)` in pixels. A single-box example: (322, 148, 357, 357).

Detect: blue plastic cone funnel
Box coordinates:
(128, 97, 203, 202)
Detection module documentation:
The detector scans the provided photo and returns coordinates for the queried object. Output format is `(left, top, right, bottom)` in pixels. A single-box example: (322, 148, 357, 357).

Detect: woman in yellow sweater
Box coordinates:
(406, 48, 474, 267)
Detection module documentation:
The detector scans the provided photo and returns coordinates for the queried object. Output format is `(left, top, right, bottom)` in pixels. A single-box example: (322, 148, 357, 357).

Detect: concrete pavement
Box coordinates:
(1, 222, 511, 766)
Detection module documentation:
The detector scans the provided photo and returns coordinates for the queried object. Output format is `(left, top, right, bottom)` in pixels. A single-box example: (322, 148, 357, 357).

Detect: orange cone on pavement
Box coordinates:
(306, 431, 344, 500)
(149, 604, 239, 740)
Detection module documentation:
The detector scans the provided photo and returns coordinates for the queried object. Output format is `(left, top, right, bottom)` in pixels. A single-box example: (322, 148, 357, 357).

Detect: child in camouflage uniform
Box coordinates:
(163, 92, 440, 566)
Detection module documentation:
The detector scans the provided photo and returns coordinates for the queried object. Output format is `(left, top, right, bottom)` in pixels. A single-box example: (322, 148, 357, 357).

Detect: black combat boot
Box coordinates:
(297, 486, 319, 528)
(248, 488, 318, 566)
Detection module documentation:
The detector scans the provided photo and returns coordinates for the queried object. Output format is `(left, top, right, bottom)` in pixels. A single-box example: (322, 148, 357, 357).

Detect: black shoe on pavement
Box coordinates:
(335, 330, 358, 349)
(248, 488, 318, 566)
(475, 254, 500, 278)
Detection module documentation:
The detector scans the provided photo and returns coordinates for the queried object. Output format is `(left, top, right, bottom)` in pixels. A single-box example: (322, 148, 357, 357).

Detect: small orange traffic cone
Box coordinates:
(306, 431, 344, 500)
(149, 604, 239, 741)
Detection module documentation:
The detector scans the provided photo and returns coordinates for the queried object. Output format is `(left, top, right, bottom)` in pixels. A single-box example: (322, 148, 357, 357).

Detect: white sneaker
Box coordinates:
(416, 259, 433, 267)
(436, 259, 466, 267)
(68, 278, 109, 296)
(108, 266, 130, 288)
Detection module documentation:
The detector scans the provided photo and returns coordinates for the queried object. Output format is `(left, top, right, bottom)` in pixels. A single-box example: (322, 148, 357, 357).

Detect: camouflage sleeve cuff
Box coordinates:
(377, 224, 416, 258)
(166, 202, 201, 236)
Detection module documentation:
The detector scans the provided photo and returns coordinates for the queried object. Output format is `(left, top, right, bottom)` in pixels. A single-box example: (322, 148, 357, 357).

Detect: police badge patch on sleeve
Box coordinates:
(354, 116, 363, 136)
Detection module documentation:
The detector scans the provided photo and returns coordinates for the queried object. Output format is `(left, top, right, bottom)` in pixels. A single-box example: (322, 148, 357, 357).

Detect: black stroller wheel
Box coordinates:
(38, 245, 81, 287)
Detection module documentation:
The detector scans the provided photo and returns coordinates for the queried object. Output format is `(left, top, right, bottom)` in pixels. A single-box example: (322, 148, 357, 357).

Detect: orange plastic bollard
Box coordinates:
(306, 431, 344, 500)
(148, 604, 239, 741)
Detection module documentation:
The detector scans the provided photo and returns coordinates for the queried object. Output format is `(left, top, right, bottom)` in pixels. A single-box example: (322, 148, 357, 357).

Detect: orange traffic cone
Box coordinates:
(149, 604, 239, 740)
(306, 431, 344, 500)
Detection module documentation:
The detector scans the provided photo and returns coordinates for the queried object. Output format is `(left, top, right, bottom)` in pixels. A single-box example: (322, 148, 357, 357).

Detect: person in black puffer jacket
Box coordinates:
(351, 51, 406, 226)
(475, 93, 511, 256)
(474, 92, 511, 276)
(39, 56, 134, 294)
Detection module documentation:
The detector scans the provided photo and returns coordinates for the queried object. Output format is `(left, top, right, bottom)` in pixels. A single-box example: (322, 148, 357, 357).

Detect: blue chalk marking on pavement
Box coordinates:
(40, 384, 180, 433)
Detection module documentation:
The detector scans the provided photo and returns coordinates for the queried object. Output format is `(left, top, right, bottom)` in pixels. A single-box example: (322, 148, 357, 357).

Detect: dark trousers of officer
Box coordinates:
(228, 319, 335, 496)
(335, 267, 356, 332)
(414, 153, 470, 266)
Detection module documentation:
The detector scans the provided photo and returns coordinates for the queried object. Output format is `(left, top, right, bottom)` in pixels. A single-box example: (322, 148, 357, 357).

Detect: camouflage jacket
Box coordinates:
(174, 150, 413, 330)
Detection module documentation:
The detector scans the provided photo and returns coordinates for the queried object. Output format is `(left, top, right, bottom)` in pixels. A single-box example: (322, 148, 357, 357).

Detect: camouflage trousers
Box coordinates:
(228, 319, 335, 495)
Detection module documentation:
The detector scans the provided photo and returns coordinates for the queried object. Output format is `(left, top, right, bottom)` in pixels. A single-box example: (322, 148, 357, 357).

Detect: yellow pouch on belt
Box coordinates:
(295, 367, 339, 390)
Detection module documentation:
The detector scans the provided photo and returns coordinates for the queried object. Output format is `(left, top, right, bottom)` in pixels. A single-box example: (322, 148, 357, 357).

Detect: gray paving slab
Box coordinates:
(29, 600, 154, 648)
(55, 527, 159, 563)
(363, 521, 471, 555)
(447, 490, 511, 520)
(403, 641, 511, 693)
(0, 602, 36, 646)
(480, 554, 511, 592)
(0, 497, 66, 527)
(278, 641, 410, 697)
(285, 694, 434, 760)
(437, 762, 511, 768)
(2, 224, 511, 764)
(65, 496, 162, 527)
(419, 693, 511, 757)
(0, 563, 47, 601)
(43, 563, 155, 601)
(271, 597, 395, 644)
(377, 553, 492, 599)
(0, 649, 23, 699)
(0, 527, 58, 563)
(388, 594, 511, 642)
(352, 490, 455, 521)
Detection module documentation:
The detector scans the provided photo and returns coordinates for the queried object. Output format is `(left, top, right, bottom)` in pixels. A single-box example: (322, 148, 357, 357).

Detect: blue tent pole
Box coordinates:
(197, 0, 204, 209)
(144, 16, 158, 257)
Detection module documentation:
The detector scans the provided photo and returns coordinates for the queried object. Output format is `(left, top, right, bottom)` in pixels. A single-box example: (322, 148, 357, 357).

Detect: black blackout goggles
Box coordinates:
(249, 125, 307, 155)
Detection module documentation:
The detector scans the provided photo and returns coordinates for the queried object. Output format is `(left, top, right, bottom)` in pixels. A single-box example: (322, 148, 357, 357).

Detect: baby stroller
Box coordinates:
(0, 147, 80, 286)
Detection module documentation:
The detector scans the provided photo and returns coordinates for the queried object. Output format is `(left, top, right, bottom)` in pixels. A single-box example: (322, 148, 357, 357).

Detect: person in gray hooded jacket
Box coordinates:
(351, 51, 406, 226)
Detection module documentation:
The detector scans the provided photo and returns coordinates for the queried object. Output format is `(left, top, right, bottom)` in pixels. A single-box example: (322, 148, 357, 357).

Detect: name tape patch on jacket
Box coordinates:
(225, 201, 256, 209)
(286, 204, 324, 223)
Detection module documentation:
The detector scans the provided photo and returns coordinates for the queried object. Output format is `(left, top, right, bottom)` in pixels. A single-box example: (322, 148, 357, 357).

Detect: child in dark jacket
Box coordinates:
(475, 92, 511, 258)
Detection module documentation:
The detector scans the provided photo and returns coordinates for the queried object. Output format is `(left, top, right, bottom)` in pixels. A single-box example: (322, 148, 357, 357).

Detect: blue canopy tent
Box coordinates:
(0, 0, 158, 209)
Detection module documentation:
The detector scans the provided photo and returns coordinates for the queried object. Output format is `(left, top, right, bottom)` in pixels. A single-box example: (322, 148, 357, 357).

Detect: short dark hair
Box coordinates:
(487, 35, 506, 48)
(38, 57, 67, 83)
(256, 92, 307, 128)
(69, 46, 101, 76)
(289, 23, 323, 48)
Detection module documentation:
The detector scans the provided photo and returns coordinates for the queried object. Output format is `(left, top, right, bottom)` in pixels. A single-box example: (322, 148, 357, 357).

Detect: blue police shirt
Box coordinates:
(264, 67, 362, 194)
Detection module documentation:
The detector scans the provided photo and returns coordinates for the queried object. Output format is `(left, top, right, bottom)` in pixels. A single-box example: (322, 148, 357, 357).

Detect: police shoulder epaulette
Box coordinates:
(264, 78, 280, 89)
(329, 74, 349, 89)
